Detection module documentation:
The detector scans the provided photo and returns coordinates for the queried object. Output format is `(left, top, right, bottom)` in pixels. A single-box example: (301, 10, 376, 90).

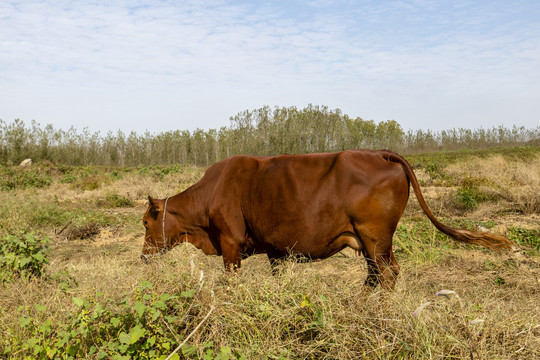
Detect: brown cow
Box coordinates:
(142, 149, 514, 289)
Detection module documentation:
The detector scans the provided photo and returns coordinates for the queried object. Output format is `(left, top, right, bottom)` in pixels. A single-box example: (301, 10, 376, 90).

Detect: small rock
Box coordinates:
(19, 158, 32, 167)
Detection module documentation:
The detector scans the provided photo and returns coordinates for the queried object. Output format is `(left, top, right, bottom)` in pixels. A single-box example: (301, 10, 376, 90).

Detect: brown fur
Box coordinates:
(142, 150, 514, 289)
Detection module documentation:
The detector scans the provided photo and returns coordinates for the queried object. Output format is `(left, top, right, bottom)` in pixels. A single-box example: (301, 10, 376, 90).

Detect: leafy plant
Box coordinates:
(394, 221, 449, 264)
(60, 172, 77, 184)
(109, 170, 124, 180)
(424, 162, 447, 182)
(2, 280, 236, 359)
(105, 194, 133, 207)
(453, 178, 493, 210)
(0, 167, 52, 191)
(0, 232, 49, 282)
(71, 175, 109, 190)
(506, 227, 540, 255)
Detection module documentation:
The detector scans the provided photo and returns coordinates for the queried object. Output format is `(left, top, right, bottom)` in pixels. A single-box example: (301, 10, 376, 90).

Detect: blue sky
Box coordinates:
(1, 0, 539, 134)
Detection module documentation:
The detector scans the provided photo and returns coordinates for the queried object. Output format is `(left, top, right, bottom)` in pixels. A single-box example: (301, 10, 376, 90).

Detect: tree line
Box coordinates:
(1, 105, 538, 167)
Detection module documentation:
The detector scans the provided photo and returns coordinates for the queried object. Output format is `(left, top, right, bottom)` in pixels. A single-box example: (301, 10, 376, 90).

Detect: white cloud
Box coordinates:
(0, 0, 539, 133)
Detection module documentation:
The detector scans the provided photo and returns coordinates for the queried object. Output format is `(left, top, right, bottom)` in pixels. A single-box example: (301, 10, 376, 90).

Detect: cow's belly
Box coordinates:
(293, 231, 363, 259)
(252, 218, 362, 260)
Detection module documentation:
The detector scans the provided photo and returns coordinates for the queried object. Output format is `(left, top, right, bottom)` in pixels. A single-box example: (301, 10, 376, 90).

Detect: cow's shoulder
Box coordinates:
(219, 155, 266, 175)
(202, 155, 267, 196)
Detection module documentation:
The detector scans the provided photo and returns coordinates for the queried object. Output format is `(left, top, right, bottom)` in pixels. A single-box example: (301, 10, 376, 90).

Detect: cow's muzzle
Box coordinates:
(140, 253, 156, 263)
(140, 247, 171, 263)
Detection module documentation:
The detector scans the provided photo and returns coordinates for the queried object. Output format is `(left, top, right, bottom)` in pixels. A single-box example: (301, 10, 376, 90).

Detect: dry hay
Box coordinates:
(64, 222, 101, 241)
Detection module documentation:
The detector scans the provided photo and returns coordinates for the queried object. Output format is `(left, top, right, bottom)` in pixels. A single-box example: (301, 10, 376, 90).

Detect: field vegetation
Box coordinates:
(0, 137, 539, 357)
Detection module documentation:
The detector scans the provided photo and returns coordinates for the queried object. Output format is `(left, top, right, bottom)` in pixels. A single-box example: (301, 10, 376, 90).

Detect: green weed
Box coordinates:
(2, 280, 239, 359)
(97, 193, 133, 208)
(506, 227, 540, 255)
(137, 164, 185, 181)
(0, 167, 52, 191)
(424, 162, 448, 182)
(393, 218, 502, 263)
(60, 172, 78, 184)
(453, 178, 493, 210)
(0, 232, 49, 282)
(71, 175, 109, 190)
(393, 220, 449, 264)
(0, 197, 118, 234)
(109, 170, 124, 180)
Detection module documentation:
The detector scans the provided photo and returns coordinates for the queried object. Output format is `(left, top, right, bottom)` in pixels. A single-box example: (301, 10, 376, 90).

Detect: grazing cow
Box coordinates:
(142, 150, 514, 289)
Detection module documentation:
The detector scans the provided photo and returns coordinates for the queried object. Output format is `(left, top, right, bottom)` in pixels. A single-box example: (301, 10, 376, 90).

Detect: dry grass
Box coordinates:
(1, 151, 539, 359)
(2, 242, 538, 359)
(445, 153, 540, 215)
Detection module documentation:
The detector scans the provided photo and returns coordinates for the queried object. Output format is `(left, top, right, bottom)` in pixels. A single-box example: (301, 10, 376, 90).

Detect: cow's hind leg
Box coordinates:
(356, 225, 400, 290)
(267, 251, 285, 275)
(363, 244, 399, 290)
(377, 248, 399, 290)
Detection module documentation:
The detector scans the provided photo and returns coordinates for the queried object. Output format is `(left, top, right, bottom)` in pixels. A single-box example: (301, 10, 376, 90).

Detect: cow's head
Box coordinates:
(141, 196, 179, 261)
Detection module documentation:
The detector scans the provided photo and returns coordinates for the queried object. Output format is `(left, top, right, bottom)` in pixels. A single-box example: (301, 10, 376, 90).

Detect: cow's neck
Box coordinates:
(167, 184, 208, 234)
(167, 184, 217, 255)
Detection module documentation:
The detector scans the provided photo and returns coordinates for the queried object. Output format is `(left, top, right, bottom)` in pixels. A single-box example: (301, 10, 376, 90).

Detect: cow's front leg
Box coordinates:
(210, 208, 245, 272)
(220, 235, 242, 271)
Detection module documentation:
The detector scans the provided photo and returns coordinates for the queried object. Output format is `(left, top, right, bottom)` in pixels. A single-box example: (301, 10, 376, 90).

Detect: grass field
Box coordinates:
(1, 147, 539, 359)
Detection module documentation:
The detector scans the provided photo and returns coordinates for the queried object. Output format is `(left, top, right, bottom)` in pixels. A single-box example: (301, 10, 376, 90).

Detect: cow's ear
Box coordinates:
(148, 196, 161, 212)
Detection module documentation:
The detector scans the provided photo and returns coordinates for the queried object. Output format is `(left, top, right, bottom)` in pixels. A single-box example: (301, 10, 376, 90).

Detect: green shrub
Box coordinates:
(71, 175, 109, 190)
(96, 193, 133, 208)
(8, 200, 116, 230)
(393, 220, 449, 264)
(424, 162, 447, 182)
(453, 178, 493, 210)
(506, 227, 540, 255)
(0, 168, 52, 191)
(60, 172, 77, 184)
(109, 170, 124, 180)
(29, 202, 73, 228)
(0, 232, 49, 282)
(137, 164, 184, 181)
(455, 186, 479, 210)
(105, 193, 133, 208)
(2, 281, 233, 359)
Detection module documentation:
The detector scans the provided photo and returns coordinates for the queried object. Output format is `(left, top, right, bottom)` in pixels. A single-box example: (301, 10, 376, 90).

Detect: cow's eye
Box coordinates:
(143, 220, 149, 226)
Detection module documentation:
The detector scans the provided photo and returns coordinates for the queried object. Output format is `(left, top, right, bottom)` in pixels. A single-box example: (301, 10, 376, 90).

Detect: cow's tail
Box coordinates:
(382, 151, 515, 250)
